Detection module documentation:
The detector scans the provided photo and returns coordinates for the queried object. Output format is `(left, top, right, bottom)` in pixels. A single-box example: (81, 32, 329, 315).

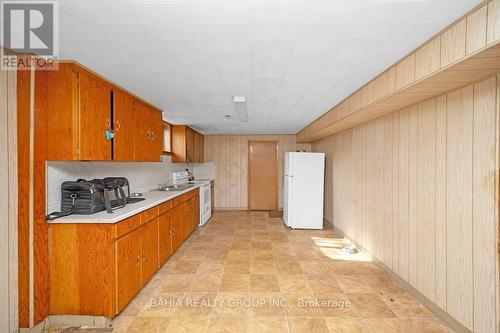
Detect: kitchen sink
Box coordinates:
(157, 184, 195, 192)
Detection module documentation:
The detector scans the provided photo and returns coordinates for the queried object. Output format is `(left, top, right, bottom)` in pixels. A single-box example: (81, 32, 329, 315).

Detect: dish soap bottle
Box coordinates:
(186, 168, 194, 181)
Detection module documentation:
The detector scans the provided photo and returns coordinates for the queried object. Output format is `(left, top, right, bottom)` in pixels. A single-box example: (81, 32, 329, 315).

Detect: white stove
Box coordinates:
(172, 171, 212, 226)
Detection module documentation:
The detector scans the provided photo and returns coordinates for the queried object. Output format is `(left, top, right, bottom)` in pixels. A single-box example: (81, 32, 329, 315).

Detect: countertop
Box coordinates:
(47, 185, 202, 224)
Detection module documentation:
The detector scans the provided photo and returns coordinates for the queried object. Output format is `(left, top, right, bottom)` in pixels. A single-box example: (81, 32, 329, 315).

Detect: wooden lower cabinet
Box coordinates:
(140, 218, 159, 284)
(49, 190, 199, 318)
(158, 210, 173, 266)
(115, 229, 142, 312)
(171, 203, 183, 252)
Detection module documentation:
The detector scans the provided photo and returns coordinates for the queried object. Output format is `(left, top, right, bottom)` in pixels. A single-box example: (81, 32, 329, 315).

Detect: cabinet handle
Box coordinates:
(151, 131, 155, 140)
(106, 118, 111, 130)
(136, 255, 141, 266)
(146, 131, 151, 139)
(142, 251, 147, 261)
(115, 121, 121, 132)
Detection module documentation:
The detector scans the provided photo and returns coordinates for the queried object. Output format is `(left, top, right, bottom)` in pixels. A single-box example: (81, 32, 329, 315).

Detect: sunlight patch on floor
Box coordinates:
(312, 237, 372, 262)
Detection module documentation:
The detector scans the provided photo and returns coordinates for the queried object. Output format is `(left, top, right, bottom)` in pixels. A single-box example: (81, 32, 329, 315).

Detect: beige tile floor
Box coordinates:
(74, 211, 457, 332)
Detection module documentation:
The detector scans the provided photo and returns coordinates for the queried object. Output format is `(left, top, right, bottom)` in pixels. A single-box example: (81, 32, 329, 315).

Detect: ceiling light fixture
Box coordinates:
(233, 96, 248, 123)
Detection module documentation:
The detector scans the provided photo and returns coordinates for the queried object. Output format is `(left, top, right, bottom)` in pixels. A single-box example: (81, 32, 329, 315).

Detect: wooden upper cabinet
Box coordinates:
(45, 62, 163, 162)
(171, 125, 204, 163)
(115, 228, 142, 313)
(113, 89, 135, 161)
(133, 103, 163, 162)
(133, 101, 151, 162)
(78, 70, 113, 160)
(149, 109, 164, 162)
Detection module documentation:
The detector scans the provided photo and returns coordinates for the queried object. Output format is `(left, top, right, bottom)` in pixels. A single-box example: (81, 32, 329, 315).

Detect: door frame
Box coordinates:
(247, 140, 279, 210)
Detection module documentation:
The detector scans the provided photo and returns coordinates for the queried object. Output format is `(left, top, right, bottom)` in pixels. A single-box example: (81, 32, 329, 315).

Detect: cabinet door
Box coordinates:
(115, 229, 142, 313)
(194, 132, 201, 162)
(181, 201, 191, 241)
(141, 219, 159, 285)
(158, 210, 173, 266)
(133, 101, 151, 161)
(78, 71, 112, 160)
(171, 205, 183, 252)
(193, 195, 200, 230)
(113, 90, 135, 161)
(186, 127, 195, 163)
(199, 134, 204, 162)
(149, 110, 163, 162)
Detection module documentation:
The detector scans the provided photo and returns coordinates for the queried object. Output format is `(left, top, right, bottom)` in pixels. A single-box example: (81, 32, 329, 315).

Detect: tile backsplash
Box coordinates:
(46, 156, 214, 213)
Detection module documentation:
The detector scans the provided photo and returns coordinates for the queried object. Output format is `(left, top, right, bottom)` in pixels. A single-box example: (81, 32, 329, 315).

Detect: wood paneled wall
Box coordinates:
(312, 76, 499, 332)
(1, 53, 19, 332)
(204, 135, 311, 209)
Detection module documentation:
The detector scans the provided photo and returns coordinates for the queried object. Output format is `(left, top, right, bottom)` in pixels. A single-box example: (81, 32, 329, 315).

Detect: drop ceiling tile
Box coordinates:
(162, 40, 213, 63)
(252, 63, 287, 80)
(294, 24, 349, 53)
(251, 40, 293, 63)
(301, 0, 367, 24)
(193, 0, 248, 24)
(200, 24, 250, 53)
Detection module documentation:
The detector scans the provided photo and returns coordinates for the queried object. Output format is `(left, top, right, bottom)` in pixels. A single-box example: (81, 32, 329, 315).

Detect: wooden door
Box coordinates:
(113, 90, 135, 161)
(115, 229, 142, 313)
(248, 141, 278, 210)
(158, 210, 173, 266)
(171, 205, 183, 252)
(140, 219, 159, 285)
(149, 110, 163, 162)
(78, 71, 112, 160)
(133, 101, 151, 161)
(186, 127, 195, 163)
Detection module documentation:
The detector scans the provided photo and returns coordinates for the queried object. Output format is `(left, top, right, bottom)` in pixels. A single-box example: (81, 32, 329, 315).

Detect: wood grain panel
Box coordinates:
(446, 85, 474, 329)
(472, 76, 497, 333)
(396, 54, 416, 90)
(415, 37, 441, 80)
(441, 20, 467, 67)
(417, 99, 436, 302)
(374, 72, 388, 101)
(487, 0, 500, 45)
(365, 122, 375, 254)
(383, 115, 393, 269)
(398, 109, 410, 281)
(387, 67, 396, 94)
(391, 113, 399, 274)
(466, 4, 487, 55)
(435, 95, 447, 310)
(408, 106, 418, 288)
(34, 70, 49, 323)
(373, 118, 385, 262)
(17, 69, 30, 328)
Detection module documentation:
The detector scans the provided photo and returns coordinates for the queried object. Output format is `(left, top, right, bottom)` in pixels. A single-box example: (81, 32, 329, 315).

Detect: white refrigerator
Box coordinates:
(283, 152, 325, 229)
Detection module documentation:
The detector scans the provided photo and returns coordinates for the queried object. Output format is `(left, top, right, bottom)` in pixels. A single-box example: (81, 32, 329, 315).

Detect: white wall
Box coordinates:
(46, 157, 214, 213)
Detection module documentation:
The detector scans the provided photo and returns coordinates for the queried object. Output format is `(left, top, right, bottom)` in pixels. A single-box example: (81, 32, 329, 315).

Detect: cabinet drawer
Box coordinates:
(141, 206, 159, 224)
(159, 201, 172, 214)
(114, 214, 141, 239)
(171, 196, 182, 207)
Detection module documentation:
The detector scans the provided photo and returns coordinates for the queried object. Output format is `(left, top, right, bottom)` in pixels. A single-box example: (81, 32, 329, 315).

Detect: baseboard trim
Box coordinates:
(19, 315, 111, 332)
(214, 207, 248, 211)
(327, 219, 471, 333)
